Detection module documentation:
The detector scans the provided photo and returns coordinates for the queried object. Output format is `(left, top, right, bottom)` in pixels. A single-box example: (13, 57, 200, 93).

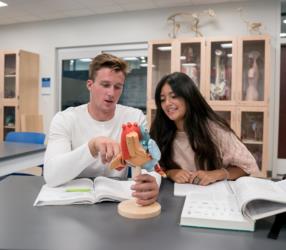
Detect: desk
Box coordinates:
(0, 142, 46, 176)
(0, 177, 285, 250)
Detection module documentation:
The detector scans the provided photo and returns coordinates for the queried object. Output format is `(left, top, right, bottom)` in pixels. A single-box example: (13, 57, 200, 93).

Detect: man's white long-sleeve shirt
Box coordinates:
(44, 104, 147, 187)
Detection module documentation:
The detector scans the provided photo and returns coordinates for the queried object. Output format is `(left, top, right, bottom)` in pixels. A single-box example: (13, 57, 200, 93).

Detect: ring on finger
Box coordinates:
(192, 176, 200, 185)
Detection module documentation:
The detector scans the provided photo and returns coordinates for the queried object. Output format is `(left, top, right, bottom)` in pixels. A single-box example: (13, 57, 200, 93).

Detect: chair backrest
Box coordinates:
(5, 132, 45, 145)
(21, 114, 43, 132)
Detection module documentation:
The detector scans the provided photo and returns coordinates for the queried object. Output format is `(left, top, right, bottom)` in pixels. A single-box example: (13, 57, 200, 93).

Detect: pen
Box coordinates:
(65, 188, 92, 192)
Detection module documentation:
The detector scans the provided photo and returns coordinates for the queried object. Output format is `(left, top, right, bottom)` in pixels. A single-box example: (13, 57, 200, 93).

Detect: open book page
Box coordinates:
(34, 178, 95, 206)
(180, 192, 254, 231)
(174, 180, 231, 197)
(182, 192, 245, 221)
(93, 176, 133, 202)
(229, 177, 286, 220)
(277, 179, 286, 192)
(92, 171, 161, 202)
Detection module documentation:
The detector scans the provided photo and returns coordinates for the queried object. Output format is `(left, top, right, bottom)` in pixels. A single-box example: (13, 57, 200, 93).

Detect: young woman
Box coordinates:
(150, 72, 259, 185)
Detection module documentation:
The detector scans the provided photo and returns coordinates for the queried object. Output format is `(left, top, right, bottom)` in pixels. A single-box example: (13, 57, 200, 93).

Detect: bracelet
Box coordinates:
(221, 168, 230, 180)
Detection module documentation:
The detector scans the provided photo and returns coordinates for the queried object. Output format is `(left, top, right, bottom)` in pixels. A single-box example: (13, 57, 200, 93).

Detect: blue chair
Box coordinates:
(5, 132, 45, 145)
(4, 131, 46, 177)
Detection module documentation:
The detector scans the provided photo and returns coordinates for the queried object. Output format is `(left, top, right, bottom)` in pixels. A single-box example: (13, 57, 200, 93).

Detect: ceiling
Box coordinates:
(0, 0, 254, 26)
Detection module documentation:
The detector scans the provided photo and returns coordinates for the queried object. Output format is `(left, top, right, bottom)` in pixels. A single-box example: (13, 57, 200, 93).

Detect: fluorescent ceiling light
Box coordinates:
(140, 63, 156, 68)
(79, 58, 92, 62)
(227, 54, 232, 58)
(182, 63, 197, 67)
(123, 57, 139, 61)
(180, 56, 186, 60)
(281, 33, 286, 37)
(0, 1, 7, 7)
(220, 43, 232, 49)
(140, 63, 148, 67)
(283, 20, 286, 24)
(157, 46, 171, 51)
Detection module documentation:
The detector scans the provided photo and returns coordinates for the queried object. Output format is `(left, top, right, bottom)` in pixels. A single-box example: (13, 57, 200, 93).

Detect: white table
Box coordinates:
(0, 142, 46, 176)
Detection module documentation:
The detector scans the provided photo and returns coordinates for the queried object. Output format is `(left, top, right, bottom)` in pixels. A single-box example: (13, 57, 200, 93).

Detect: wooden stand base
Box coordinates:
(118, 199, 161, 219)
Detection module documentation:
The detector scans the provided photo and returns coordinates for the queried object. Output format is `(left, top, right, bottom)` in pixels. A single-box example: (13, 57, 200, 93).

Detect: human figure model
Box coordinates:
(110, 122, 165, 219)
(182, 47, 199, 87)
(210, 49, 226, 100)
(245, 51, 260, 101)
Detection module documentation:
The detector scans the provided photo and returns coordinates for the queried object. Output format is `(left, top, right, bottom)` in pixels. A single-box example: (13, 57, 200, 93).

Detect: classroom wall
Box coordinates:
(0, 0, 281, 171)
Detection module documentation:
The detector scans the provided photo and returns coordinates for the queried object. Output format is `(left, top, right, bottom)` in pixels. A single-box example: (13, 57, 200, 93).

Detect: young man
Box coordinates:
(44, 53, 159, 206)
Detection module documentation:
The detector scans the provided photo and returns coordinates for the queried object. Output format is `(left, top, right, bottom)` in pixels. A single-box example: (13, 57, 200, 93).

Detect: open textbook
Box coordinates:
(175, 176, 286, 231)
(34, 177, 134, 206)
(34, 171, 161, 206)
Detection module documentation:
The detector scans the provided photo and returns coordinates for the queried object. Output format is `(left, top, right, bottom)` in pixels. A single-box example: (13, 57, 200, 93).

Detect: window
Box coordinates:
(58, 44, 148, 112)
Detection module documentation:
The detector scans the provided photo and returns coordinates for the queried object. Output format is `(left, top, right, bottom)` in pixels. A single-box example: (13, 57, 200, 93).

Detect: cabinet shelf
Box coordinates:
(242, 139, 263, 145)
(4, 125, 15, 129)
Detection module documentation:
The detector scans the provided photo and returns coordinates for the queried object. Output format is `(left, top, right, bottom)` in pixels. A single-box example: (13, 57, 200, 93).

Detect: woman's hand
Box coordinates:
(189, 169, 225, 186)
(166, 169, 193, 183)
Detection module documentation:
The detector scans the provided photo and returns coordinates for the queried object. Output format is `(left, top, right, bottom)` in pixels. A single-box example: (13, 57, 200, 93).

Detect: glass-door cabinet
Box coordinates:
(237, 35, 270, 106)
(147, 40, 176, 100)
(0, 52, 19, 140)
(147, 40, 176, 125)
(205, 37, 237, 105)
(4, 54, 17, 99)
(212, 105, 236, 131)
(175, 38, 206, 95)
(0, 50, 39, 141)
(237, 107, 269, 176)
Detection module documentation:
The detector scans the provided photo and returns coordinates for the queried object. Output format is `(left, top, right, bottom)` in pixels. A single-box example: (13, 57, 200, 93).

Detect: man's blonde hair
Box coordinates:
(88, 53, 128, 80)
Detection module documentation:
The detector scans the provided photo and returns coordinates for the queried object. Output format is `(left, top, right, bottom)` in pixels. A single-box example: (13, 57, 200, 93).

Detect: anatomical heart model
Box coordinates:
(110, 122, 165, 219)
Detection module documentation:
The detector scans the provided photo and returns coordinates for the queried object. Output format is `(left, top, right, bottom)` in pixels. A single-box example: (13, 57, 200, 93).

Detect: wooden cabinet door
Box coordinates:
(176, 38, 206, 95)
(237, 107, 269, 176)
(237, 35, 270, 107)
(205, 37, 237, 106)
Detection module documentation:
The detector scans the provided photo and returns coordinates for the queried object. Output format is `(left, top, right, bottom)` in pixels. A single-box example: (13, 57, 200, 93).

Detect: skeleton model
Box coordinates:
(238, 7, 263, 34)
(167, 9, 216, 38)
(210, 49, 227, 100)
(245, 51, 260, 101)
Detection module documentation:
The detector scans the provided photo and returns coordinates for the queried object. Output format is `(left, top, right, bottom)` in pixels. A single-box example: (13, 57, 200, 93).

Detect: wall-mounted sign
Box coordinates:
(41, 77, 51, 95)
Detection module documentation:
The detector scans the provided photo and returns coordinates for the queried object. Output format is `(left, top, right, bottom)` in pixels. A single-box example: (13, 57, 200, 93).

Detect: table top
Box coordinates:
(0, 142, 46, 160)
(0, 176, 285, 250)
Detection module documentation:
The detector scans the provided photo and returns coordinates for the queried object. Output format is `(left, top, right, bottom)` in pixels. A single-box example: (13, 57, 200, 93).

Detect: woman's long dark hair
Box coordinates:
(150, 72, 234, 171)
